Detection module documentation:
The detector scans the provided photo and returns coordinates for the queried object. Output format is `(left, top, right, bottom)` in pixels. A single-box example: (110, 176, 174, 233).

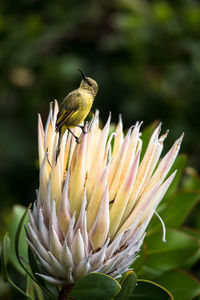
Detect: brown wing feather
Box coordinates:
(55, 91, 80, 132)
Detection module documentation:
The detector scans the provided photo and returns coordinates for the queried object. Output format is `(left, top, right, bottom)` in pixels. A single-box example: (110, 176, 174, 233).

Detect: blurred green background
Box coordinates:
(1, 0, 200, 244)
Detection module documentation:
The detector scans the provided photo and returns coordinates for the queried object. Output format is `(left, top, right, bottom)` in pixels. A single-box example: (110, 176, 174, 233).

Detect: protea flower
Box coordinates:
(26, 101, 183, 286)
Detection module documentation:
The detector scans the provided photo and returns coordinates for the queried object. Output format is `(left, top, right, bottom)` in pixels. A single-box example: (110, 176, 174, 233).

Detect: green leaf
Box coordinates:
(15, 204, 33, 277)
(181, 248, 200, 270)
(26, 274, 36, 300)
(137, 265, 164, 281)
(147, 190, 200, 235)
(164, 154, 187, 198)
(182, 227, 200, 240)
(8, 205, 28, 274)
(1, 233, 31, 298)
(163, 191, 200, 228)
(28, 246, 57, 299)
(156, 270, 200, 300)
(71, 273, 121, 300)
(26, 274, 44, 300)
(130, 279, 174, 299)
(145, 229, 199, 271)
(152, 191, 200, 232)
(33, 282, 45, 300)
(131, 244, 146, 273)
(181, 227, 200, 269)
(1, 232, 10, 282)
(0, 274, 12, 298)
(114, 271, 137, 299)
(140, 121, 159, 160)
(28, 246, 45, 287)
(182, 168, 200, 191)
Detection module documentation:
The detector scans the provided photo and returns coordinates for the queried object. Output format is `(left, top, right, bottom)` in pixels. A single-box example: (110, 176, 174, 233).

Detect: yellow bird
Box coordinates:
(55, 69, 98, 160)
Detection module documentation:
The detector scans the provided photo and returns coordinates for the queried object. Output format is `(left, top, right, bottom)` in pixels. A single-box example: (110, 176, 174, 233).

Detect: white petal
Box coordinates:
(36, 274, 66, 286)
(48, 252, 66, 277)
(74, 256, 91, 280)
(66, 213, 76, 246)
(49, 225, 63, 259)
(71, 229, 85, 264)
(91, 239, 110, 269)
(60, 241, 74, 271)
(49, 200, 63, 242)
(38, 209, 49, 248)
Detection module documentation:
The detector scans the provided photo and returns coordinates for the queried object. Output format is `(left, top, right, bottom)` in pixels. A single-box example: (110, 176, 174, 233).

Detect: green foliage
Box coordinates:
(115, 271, 137, 300)
(129, 279, 174, 300)
(156, 270, 200, 300)
(7, 205, 28, 274)
(69, 272, 174, 300)
(1, 233, 10, 283)
(1, 233, 30, 298)
(70, 273, 121, 300)
(145, 229, 199, 272)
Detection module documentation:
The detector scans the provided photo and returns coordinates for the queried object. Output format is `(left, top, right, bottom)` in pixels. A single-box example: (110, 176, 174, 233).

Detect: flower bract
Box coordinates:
(26, 101, 183, 285)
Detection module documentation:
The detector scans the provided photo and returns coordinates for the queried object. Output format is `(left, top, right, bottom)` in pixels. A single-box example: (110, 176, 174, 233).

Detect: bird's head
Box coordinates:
(78, 69, 98, 97)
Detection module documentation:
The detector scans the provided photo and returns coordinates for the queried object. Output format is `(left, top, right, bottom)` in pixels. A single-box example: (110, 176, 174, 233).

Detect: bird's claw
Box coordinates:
(75, 137, 80, 144)
(79, 125, 88, 134)
(82, 127, 88, 134)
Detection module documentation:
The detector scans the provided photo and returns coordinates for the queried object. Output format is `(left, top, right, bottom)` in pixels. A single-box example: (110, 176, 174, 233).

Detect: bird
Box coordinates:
(55, 69, 98, 160)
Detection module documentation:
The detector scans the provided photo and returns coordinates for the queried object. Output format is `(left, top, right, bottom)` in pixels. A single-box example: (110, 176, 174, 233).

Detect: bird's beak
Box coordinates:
(78, 68, 92, 86)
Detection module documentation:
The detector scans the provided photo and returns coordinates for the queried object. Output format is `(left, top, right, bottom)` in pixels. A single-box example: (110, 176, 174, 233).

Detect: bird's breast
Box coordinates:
(70, 91, 93, 126)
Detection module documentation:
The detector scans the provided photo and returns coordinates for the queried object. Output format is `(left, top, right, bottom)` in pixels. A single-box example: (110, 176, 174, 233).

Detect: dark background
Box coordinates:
(1, 0, 200, 226)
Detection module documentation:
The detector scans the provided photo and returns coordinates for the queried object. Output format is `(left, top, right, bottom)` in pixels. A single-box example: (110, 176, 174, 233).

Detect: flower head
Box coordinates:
(26, 101, 183, 285)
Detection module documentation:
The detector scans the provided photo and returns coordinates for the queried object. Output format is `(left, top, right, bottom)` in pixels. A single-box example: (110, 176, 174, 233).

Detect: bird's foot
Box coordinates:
(78, 125, 88, 134)
(68, 128, 81, 143)
(75, 136, 80, 144)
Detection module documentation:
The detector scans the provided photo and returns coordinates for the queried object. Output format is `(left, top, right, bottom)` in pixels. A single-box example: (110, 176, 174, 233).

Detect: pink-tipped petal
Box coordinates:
(87, 165, 109, 230)
(144, 134, 184, 194)
(86, 114, 111, 198)
(38, 114, 45, 167)
(108, 133, 131, 201)
(69, 133, 87, 216)
(109, 150, 140, 239)
(89, 186, 110, 250)
(58, 172, 72, 235)
(113, 114, 123, 158)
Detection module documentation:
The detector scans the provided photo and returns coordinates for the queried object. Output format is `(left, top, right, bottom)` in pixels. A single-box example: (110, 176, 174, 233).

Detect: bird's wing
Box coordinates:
(55, 91, 80, 132)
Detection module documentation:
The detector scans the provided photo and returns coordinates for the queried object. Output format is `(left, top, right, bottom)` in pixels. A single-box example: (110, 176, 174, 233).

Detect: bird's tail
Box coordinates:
(56, 128, 62, 161)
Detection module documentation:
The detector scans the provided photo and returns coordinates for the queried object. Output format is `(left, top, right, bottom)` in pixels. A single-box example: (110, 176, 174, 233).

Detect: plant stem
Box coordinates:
(59, 284, 74, 300)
